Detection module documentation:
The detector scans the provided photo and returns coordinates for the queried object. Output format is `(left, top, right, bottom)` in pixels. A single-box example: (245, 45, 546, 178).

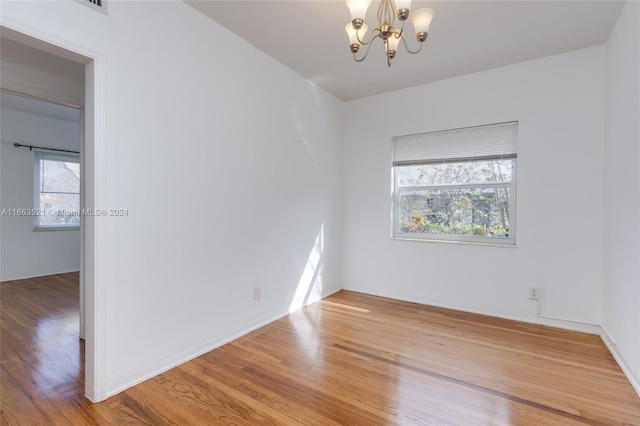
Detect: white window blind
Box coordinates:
(392, 121, 518, 166)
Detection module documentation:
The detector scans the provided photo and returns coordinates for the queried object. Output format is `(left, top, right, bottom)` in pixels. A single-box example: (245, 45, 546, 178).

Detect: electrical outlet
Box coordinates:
(253, 286, 261, 301)
(529, 287, 539, 300)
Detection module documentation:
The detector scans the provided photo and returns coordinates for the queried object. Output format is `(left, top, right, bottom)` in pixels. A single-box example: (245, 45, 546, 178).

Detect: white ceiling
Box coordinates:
(185, 0, 624, 101)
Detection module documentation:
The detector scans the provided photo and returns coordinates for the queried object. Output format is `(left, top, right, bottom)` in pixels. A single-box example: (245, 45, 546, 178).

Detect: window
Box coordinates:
(34, 151, 80, 230)
(392, 121, 517, 245)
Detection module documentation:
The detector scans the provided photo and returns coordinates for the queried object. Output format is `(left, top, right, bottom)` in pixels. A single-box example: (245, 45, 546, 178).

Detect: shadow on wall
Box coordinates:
(289, 223, 324, 313)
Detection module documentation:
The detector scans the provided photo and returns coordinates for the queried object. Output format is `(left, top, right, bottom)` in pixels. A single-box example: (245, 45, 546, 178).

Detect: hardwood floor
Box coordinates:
(2, 273, 639, 425)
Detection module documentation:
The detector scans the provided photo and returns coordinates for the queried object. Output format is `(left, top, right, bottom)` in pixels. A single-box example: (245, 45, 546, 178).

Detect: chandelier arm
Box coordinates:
(356, 27, 381, 46)
(353, 32, 381, 62)
(401, 34, 425, 54)
(396, 19, 405, 39)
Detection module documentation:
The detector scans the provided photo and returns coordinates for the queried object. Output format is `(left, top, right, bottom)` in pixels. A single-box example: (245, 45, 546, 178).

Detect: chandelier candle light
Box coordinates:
(345, 0, 435, 66)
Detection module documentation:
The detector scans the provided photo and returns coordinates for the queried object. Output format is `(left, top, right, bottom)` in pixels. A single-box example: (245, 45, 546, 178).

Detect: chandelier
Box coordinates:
(344, 0, 435, 66)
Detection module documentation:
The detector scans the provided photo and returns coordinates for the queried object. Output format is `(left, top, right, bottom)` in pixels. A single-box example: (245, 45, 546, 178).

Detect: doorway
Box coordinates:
(0, 25, 104, 401)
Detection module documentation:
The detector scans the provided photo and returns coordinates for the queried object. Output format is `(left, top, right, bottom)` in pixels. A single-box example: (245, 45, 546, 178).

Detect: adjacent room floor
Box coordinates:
(1, 273, 639, 425)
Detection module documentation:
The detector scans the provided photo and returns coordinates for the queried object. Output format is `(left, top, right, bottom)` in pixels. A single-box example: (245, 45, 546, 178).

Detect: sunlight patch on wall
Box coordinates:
(289, 223, 324, 313)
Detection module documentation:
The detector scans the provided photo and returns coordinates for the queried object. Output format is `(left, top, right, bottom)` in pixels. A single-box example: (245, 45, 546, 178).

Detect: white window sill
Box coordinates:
(391, 236, 517, 248)
(33, 226, 80, 232)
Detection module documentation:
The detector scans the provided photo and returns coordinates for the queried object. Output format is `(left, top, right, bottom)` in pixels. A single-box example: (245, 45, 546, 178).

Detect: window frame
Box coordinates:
(33, 151, 81, 231)
(391, 122, 518, 246)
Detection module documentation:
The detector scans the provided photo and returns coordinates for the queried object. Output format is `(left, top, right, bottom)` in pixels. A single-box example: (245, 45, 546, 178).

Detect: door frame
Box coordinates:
(1, 20, 108, 402)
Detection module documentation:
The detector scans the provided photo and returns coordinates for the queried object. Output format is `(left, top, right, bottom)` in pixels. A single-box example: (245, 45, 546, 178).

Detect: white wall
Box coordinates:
(343, 47, 605, 329)
(603, 1, 640, 391)
(1, 0, 343, 400)
(1, 107, 81, 280)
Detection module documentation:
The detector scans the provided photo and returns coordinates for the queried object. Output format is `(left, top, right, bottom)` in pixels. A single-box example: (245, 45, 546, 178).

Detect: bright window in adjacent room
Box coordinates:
(392, 121, 518, 245)
(33, 151, 80, 230)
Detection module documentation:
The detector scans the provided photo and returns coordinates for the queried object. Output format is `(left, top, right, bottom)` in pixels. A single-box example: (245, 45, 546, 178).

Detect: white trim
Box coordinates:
(600, 326, 640, 397)
(1, 268, 80, 282)
(79, 107, 86, 341)
(0, 16, 108, 402)
(392, 233, 516, 246)
(536, 313, 599, 327)
(87, 54, 109, 403)
(32, 226, 80, 232)
(345, 287, 601, 334)
(391, 236, 518, 248)
(105, 311, 292, 398)
(105, 287, 342, 399)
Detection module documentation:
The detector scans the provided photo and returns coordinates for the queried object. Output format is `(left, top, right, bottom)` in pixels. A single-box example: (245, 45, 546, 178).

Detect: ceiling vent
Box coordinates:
(76, 0, 107, 15)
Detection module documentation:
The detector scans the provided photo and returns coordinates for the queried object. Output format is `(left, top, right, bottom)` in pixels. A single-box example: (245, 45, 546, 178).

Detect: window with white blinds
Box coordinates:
(392, 121, 518, 245)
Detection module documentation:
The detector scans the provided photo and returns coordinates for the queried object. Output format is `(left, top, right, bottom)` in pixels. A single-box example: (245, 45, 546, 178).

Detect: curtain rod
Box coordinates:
(13, 142, 79, 155)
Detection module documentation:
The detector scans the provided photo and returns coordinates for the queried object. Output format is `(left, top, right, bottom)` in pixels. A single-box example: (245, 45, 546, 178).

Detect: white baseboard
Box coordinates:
(1, 268, 81, 282)
(344, 287, 601, 335)
(599, 326, 640, 397)
(103, 286, 343, 400)
(104, 311, 290, 399)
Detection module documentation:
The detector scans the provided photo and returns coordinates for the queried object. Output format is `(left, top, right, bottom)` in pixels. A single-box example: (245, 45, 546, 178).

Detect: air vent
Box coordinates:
(75, 0, 107, 15)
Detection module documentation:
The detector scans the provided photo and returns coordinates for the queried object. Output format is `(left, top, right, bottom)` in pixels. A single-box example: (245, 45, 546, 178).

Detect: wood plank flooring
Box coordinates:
(1, 273, 639, 425)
